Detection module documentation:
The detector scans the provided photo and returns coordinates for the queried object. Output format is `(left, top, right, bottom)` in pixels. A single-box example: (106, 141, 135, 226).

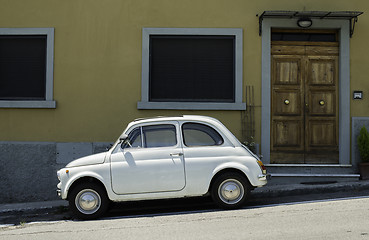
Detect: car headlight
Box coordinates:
(57, 170, 61, 181)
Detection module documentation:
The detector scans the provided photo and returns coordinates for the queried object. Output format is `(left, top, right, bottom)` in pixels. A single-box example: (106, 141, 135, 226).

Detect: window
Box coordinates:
(124, 127, 143, 148)
(143, 125, 177, 148)
(124, 124, 177, 148)
(0, 28, 55, 108)
(271, 30, 338, 42)
(150, 36, 235, 102)
(182, 123, 224, 147)
(138, 28, 245, 110)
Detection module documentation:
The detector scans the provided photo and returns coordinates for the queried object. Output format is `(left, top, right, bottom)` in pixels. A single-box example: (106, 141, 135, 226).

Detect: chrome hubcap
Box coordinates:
(75, 189, 101, 215)
(218, 179, 244, 204)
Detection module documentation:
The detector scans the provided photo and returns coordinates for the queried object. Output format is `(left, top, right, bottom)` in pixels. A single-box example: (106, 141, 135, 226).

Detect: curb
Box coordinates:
(252, 180, 369, 198)
(0, 200, 68, 214)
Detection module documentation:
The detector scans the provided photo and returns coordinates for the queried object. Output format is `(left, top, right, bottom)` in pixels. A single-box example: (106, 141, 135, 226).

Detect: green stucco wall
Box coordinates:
(0, 0, 367, 146)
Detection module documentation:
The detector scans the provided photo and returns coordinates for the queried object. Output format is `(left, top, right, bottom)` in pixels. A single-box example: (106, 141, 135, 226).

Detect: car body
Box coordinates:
(57, 115, 267, 219)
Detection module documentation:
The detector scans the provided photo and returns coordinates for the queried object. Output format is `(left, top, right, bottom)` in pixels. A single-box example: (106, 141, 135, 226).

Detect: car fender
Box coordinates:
(63, 170, 108, 199)
(211, 162, 251, 183)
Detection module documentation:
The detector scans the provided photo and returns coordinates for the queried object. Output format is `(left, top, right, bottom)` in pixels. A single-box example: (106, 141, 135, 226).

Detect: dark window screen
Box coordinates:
(149, 35, 235, 102)
(272, 32, 337, 42)
(0, 35, 47, 100)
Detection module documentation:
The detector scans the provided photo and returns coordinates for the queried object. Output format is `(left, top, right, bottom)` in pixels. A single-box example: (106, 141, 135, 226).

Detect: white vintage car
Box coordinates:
(57, 115, 267, 219)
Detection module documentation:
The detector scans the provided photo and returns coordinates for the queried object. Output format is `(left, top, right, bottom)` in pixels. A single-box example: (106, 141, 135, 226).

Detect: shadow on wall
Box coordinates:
(0, 142, 111, 204)
(352, 117, 369, 171)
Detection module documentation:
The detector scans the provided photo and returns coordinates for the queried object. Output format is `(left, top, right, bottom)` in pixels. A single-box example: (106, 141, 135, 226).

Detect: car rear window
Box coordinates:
(182, 123, 224, 147)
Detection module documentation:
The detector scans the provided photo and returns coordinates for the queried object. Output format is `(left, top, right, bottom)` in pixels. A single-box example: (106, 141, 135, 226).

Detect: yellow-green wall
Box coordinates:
(0, 0, 368, 144)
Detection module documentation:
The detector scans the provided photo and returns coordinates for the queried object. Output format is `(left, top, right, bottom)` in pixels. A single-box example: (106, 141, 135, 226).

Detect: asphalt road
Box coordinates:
(1, 194, 369, 240)
(1, 188, 369, 228)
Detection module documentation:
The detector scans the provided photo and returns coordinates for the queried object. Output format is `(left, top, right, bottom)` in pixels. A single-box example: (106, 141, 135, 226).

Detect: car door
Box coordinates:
(180, 122, 233, 191)
(110, 121, 186, 195)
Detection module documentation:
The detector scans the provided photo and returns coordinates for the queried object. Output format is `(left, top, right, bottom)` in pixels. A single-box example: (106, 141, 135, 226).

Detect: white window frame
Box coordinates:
(137, 28, 246, 110)
(0, 28, 55, 108)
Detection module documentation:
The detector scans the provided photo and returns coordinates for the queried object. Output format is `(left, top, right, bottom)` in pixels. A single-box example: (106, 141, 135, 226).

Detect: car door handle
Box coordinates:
(170, 153, 183, 157)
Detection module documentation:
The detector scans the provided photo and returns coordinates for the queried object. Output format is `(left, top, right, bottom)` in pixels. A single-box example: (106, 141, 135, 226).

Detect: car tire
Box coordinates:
(68, 182, 109, 220)
(211, 172, 250, 209)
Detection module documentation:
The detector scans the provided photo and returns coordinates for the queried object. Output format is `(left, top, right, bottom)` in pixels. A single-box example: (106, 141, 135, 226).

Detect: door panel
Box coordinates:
(273, 90, 302, 116)
(272, 120, 303, 149)
(305, 118, 338, 164)
(308, 120, 337, 148)
(272, 45, 306, 55)
(305, 46, 339, 56)
(110, 147, 185, 194)
(270, 152, 305, 164)
(271, 44, 338, 164)
(309, 59, 336, 85)
(308, 90, 336, 116)
(273, 57, 301, 85)
(305, 56, 338, 163)
(271, 54, 304, 163)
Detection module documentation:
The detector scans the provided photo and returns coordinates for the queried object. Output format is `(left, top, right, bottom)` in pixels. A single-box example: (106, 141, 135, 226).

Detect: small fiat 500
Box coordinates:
(57, 115, 267, 219)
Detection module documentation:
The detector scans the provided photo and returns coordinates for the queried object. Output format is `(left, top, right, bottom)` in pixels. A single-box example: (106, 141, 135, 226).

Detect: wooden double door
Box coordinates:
(270, 43, 339, 164)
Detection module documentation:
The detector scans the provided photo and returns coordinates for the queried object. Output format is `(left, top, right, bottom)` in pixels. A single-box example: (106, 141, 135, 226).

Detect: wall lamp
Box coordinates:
(297, 18, 313, 28)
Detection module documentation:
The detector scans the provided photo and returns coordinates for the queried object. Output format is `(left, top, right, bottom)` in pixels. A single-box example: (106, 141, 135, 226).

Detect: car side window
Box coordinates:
(123, 124, 177, 149)
(122, 127, 143, 148)
(143, 124, 177, 148)
(182, 123, 224, 147)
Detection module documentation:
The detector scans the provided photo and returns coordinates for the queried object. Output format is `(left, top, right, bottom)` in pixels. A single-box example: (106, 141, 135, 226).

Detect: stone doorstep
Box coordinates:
(270, 173, 360, 178)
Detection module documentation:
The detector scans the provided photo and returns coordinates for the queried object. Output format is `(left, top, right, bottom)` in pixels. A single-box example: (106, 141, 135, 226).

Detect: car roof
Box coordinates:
(132, 115, 221, 124)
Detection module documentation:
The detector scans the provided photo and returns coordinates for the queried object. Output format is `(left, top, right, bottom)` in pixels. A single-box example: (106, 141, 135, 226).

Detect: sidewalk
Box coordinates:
(0, 200, 68, 214)
(1, 180, 369, 213)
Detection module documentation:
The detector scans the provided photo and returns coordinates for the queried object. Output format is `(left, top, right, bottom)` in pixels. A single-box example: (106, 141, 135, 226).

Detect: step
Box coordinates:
(267, 173, 360, 185)
(271, 173, 360, 178)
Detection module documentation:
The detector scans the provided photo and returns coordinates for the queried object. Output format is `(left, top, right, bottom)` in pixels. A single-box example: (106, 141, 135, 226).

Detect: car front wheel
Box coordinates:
(69, 183, 109, 220)
(211, 173, 250, 209)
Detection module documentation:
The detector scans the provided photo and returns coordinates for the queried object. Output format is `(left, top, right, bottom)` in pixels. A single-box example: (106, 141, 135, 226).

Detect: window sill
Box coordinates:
(137, 101, 246, 110)
(0, 100, 56, 109)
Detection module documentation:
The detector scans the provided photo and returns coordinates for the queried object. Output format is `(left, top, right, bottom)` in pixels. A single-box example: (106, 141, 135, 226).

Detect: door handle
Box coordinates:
(170, 153, 183, 157)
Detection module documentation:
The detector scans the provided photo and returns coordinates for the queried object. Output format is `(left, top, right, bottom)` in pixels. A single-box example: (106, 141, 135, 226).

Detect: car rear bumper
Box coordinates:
(255, 173, 270, 187)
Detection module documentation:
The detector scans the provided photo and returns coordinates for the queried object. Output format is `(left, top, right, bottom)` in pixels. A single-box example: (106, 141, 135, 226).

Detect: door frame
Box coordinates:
(261, 18, 351, 165)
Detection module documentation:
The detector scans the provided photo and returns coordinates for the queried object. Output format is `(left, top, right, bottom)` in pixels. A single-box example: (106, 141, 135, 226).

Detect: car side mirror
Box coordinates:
(119, 134, 128, 143)
(119, 134, 132, 148)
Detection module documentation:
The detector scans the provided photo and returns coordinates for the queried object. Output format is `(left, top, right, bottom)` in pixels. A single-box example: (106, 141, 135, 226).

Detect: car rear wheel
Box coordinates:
(69, 182, 109, 220)
(211, 173, 250, 209)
